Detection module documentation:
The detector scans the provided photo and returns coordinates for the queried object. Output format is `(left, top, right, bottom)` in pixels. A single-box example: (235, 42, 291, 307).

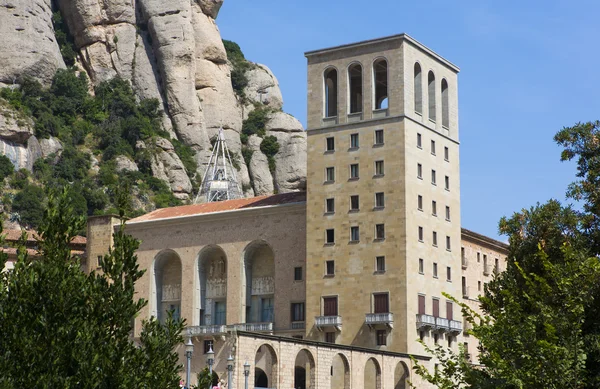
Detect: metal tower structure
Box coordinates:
(194, 128, 242, 203)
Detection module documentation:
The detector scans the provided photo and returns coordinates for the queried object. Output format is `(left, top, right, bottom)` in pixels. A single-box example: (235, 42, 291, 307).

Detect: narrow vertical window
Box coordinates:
(445, 176, 450, 191)
(350, 195, 359, 211)
(350, 226, 360, 242)
(324, 68, 338, 118)
(417, 195, 423, 210)
(444, 146, 449, 161)
(348, 63, 363, 114)
(418, 226, 424, 241)
(376, 256, 386, 272)
(432, 231, 438, 246)
(445, 206, 451, 221)
(432, 200, 437, 216)
(375, 224, 385, 240)
(414, 62, 422, 113)
(419, 258, 424, 274)
(326, 137, 335, 151)
(431, 140, 436, 155)
(325, 198, 335, 213)
(325, 167, 335, 182)
(447, 266, 452, 281)
(446, 236, 451, 251)
(373, 59, 388, 109)
(375, 160, 384, 176)
(350, 164, 359, 179)
(374, 129, 384, 145)
(326, 229, 335, 244)
(375, 192, 385, 208)
(350, 133, 359, 148)
(417, 133, 422, 148)
(433, 263, 438, 278)
(417, 163, 422, 179)
(325, 260, 335, 276)
(441, 79, 449, 128)
(428, 71, 436, 121)
(431, 170, 436, 185)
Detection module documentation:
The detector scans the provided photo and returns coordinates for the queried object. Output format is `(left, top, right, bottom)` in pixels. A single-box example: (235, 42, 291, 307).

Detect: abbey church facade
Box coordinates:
(88, 34, 508, 389)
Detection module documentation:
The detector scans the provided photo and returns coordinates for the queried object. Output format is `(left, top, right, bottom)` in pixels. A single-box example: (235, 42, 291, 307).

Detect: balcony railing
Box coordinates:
(449, 320, 463, 334)
(315, 315, 342, 330)
(234, 322, 273, 332)
(435, 317, 450, 332)
(416, 314, 435, 330)
(462, 286, 470, 299)
(185, 325, 226, 337)
(291, 321, 305, 330)
(365, 312, 394, 328)
(461, 255, 468, 269)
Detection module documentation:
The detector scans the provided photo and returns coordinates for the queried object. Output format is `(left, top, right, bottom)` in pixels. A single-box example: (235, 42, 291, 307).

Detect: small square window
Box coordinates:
(418, 226, 424, 242)
(326, 198, 335, 213)
(325, 331, 336, 343)
(375, 129, 384, 145)
(350, 226, 360, 242)
(376, 256, 386, 272)
(294, 266, 303, 281)
(431, 170, 437, 185)
(432, 231, 438, 246)
(418, 195, 423, 210)
(431, 140, 436, 155)
(419, 258, 424, 274)
(433, 262, 438, 278)
(417, 163, 422, 179)
(447, 266, 452, 281)
(445, 206, 451, 221)
(432, 200, 437, 216)
(376, 329, 387, 346)
(325, 260, 335, 276)
(350, 195, 359, 211)
(204, 340, 214, 354)
(375, 160, 384, 176)
(417, 133, 422, 148)
(375, 192, 385, 208)
(350, 133, 359, 149)
(375, 224, 385, 240)
(444, 146, 449, 161)
(445, 176, 450, 191)
(446, 236, 452, 251)
(350, 164, 359, 179)
(326, 167, 335, 182)
(326, 137, 335, 152)
(326, 229, 335, 244)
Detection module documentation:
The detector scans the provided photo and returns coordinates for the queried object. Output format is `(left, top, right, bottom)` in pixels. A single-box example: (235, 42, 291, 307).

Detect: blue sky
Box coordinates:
(217, 0, 600, 240)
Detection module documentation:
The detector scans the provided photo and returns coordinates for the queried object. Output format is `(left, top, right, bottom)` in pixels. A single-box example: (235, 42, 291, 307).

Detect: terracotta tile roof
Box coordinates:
(1, 230, 86, 245)
(129, 192, 307, 223)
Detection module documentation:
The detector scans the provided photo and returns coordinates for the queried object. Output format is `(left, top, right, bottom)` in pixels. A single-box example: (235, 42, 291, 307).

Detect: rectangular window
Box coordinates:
(326, 167, 335, 182)
(214, 301, 226, 325)
(445, 206, 451, 221)
(323, 296, 338, 316)
(350, 133, 359, 148)
(432, 200, 437, 216)
(375, 192, 385, 208)
(433, 298, 440, 317)
(446, 236, 451, 251)
(417, 163, 422, 179)
(431, 140, 436, 155)
(462, 276, 467, 297)
(431, 169, 437, 185)
(374, 293, 389, 313)
(325, 198, 335, 213)
(375, 129, 384, 145)
(477, 252, 481, 262)
(419, 258, 424, 274)
(375, 224, 385, 240)
(291, 302, 305, 322)
(326, 137, 335, 151)
(350, 195, 359, 211)
(447, 266, 452, 281)
(325, 260, 335, 276)
(433, 263, 438, 278)
(261, 297, 274, 322)
(432, 231, 438, 246)
(204, 340, 214, 354)
(444, 146, 449, 161)
(418, 195, 423, 210)
(375, 160, 384, 176)
(446, 301, 453, 320)
(445, 175, 450, 190)
(325, 331, 336, 343)
(417, 133, 422, 148)
(350, 226, 359, 242)
(350, 163, 359, 179)
(376, 330, 387, 346)
(294, 266, 303, 281)
(418, 294, 426, 315)
(376, 256, 386, 272)
(418, 226, 424, 242)
(326, 229, 335, 244)
(495, 258, 500, 273)
(478, 281, 482, 291)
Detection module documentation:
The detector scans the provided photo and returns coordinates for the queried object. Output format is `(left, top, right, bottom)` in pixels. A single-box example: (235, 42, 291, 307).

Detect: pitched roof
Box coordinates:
(128, 192, 307, 223)
(2, 230, 86, 245)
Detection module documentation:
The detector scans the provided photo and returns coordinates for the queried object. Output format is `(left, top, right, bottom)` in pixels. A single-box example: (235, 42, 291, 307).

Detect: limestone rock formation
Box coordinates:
(0, 100, 40, 170)
(38, 136, 63, 158)
(243, 64, 284, 119)
(0, 0, 66, 87)
(148, 138, 193, 198)
(114, 155, 139, 173)
(247, 135, 273, 196)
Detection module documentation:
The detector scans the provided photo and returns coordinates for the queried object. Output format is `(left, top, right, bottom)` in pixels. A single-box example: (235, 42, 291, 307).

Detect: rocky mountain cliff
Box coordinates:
(0, 0, 306, 205)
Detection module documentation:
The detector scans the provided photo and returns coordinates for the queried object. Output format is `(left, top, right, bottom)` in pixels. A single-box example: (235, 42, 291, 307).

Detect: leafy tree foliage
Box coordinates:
(242, 107, 270, 138)
(0, 188, 184, 387)
(12, 183, 45, 228)
(223, 39, 251, 94)
(260, 135, 279, 174)
(0, 155, 14, 180)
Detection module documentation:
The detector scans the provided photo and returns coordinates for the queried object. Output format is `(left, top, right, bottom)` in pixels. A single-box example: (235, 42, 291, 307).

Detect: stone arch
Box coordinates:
(294, 348, 316, 389)
(255, 343, 278, 388)
(324, 67, 338, 118)
(394, 361, 410, 389)
(414, 62, 422, 113)
(347, 62, 363, 114)
(441, 78, 449, 128)
(331, 353, 350, 389)
(373, 57, 388, 109)
(242, 240, 275, 323)
(196, 245, 228, 326)
(364, 358, 382, 389)
(152, 249, 182, 323)
(428, 70, 436, 121)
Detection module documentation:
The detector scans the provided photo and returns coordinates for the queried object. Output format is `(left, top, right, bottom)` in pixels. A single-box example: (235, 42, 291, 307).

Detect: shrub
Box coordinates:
(242, 108, 269, 138)
(12, 184, 45, 228)
(172, 139, 198, 179)
(241, 146, 253, 167)
(260, 135, 279, 158)
(222, 39, 251, 95)
(0, 155, 14, 181)
(9, 169, 30, 190)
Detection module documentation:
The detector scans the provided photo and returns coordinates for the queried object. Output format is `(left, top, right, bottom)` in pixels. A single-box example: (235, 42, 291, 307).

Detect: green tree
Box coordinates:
(0, 155, 14, 180)
(12, 183, 45, 228)
(0, 188, 184, 387)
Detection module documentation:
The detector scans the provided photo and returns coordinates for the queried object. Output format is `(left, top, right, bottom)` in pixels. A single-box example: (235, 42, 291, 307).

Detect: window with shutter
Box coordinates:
(446, 301, 453, 321)
(418, 295, 425, 315)
(373, 293, 389, 313)
(323, 297, 338, 316)
(433, 298, 440, 317)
